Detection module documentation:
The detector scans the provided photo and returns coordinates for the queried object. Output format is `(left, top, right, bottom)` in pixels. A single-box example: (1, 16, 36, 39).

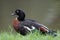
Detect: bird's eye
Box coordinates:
(16, 11, 19, 13)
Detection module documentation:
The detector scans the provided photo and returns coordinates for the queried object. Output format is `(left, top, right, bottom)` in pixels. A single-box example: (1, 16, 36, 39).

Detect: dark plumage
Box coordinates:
(12, 9, 57, 36)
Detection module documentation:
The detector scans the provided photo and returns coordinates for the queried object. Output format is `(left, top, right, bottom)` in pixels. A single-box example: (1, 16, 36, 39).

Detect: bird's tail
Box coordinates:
(39, 25, 57, 37)
(47, 30, 57, 37)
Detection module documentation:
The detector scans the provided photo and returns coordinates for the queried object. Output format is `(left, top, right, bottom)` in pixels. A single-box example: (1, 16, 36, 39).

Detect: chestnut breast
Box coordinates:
(13, 18, 20, 31)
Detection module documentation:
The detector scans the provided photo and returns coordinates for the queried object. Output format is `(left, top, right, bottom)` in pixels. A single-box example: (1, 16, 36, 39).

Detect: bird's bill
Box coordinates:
(11, 13, 16, 16)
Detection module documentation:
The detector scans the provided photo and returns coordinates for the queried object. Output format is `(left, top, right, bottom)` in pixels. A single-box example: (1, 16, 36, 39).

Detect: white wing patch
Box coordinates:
(24, 26, 35, 32)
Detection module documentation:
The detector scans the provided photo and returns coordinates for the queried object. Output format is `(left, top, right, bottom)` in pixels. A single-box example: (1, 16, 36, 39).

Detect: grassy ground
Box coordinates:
(0, 30, 60, 40)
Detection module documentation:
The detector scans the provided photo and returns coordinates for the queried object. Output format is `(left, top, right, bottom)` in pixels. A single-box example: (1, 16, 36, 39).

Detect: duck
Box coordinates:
(11, 9, 57, 36)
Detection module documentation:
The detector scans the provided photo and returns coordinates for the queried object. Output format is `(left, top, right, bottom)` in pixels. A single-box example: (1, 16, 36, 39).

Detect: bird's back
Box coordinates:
(19, 19, 36, 29)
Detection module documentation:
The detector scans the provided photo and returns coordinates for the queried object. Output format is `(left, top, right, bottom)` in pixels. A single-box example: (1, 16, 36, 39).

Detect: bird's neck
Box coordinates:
(17, 16, 25, 21)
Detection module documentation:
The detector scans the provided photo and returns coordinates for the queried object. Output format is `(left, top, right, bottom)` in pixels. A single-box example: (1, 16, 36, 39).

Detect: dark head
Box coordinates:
(12, 9, 25, 21)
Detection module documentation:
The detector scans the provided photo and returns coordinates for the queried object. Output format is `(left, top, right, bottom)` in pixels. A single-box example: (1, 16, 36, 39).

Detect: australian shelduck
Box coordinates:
(11, 9, 57, 36)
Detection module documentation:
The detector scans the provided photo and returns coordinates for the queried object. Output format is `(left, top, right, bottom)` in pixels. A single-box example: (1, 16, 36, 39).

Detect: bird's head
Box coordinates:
(11, 9, 25, 21)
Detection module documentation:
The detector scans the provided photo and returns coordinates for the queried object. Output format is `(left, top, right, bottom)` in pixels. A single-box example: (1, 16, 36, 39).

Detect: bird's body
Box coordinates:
(13, 17, 49, 35)
(12, 9, 57, 36)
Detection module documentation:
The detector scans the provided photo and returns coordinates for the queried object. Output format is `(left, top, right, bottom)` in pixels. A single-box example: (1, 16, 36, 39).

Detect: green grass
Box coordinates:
(0, 25, 60, 40)
(0, 31, 60, 40)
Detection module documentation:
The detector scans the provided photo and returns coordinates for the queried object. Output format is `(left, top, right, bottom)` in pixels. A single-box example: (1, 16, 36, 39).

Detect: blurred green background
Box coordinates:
(0, 0, 60, 32)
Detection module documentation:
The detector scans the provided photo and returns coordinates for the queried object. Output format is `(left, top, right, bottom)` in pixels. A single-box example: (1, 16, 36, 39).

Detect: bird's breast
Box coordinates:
(13, 18, 20, 30)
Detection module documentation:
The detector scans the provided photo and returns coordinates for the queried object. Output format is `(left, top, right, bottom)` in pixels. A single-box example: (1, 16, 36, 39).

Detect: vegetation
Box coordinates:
(0, 30, 60, 40)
